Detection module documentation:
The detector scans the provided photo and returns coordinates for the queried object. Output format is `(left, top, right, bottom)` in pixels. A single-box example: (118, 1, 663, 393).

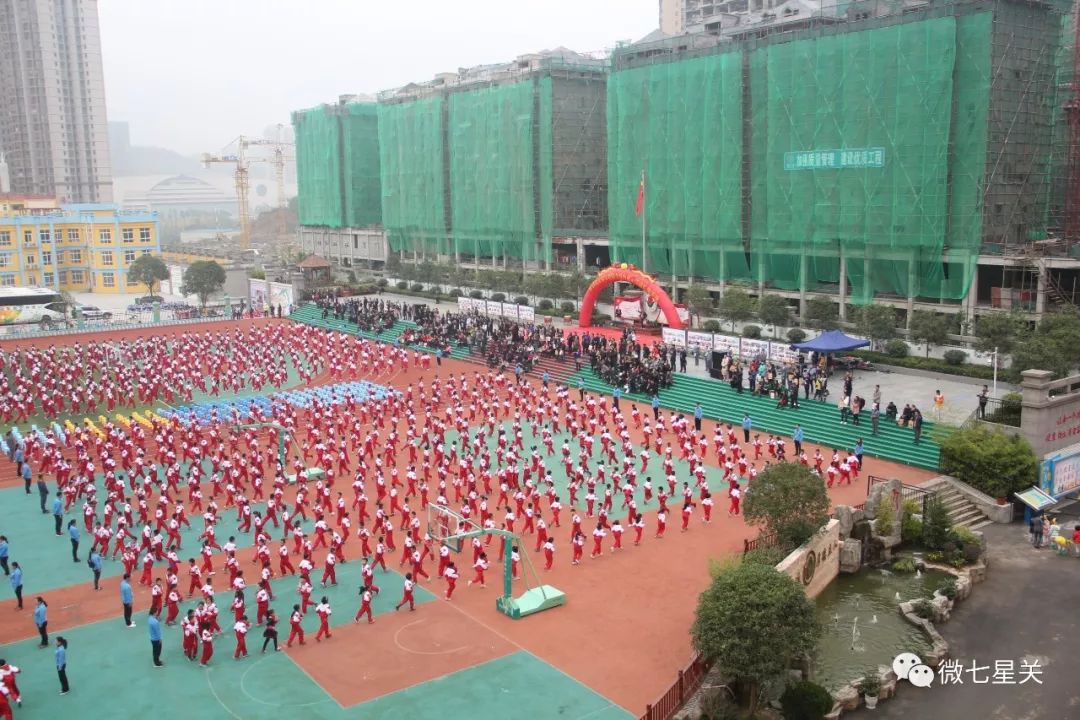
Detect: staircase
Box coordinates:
(931, 484, 993, 530)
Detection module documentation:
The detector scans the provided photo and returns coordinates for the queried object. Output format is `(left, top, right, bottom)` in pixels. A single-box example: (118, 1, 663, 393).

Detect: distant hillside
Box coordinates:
(112, 144, 202, 177)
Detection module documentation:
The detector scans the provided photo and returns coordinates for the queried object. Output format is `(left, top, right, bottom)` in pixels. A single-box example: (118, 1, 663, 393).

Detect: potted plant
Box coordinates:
(862, 673, 882, 709)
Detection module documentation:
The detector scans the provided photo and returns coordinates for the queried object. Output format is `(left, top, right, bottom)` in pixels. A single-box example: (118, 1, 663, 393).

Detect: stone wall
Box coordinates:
(1019, 370, 1080, 458)
(776, 519, 841, 599)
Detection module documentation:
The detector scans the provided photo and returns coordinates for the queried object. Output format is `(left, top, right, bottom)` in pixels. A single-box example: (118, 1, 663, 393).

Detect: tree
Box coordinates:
(908, 310, 949, 358)
(692, 562, 821, 717)
(855, 305, 898, 350)
(743, 464, 831, 547)
(973, 312, 1023, 356)
(684, 285, 714, 328)
(757, 294, 791, 338)
(1009, 310, 1080, 379)
(804, 297, 839, 330)
(939, 424, 1039, 499)
(126, 254, 169, 299)
(718, 287, 754, 332)
(180, 261, 227, 308)
(920, 495, 953, 551)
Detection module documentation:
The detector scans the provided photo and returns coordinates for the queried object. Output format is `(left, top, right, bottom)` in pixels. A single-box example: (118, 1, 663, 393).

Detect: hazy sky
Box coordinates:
(98, 0, 657, 155)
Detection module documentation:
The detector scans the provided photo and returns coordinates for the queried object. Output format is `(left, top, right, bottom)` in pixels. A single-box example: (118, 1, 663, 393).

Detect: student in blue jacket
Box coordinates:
(34, 597, 48, 647)
(55, 637, 69, 695)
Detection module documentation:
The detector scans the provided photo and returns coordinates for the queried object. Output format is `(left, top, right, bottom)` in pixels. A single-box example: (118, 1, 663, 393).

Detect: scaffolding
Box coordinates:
(606, 0, 1069, 306)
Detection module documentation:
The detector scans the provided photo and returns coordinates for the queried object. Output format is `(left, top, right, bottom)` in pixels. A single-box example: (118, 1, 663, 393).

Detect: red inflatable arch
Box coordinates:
(579, 264, 686, 330)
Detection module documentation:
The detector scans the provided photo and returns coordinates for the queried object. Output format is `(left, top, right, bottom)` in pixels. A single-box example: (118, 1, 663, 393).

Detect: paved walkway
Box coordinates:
(848, 521, 1080, 719)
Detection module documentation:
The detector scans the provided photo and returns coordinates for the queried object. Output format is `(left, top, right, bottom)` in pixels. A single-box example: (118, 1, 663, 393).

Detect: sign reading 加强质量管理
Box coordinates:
(784, 147, 886, 171)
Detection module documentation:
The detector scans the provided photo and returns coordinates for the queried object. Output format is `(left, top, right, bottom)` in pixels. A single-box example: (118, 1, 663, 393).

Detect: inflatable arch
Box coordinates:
(578, 264, 685, 330)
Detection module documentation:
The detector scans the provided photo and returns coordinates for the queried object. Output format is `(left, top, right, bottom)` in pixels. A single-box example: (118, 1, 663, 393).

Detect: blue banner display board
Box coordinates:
(1040, 444, 1080, 498)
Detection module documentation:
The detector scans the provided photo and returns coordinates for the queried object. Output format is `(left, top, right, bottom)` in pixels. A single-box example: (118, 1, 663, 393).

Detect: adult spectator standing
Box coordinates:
(0, 536, 8, 576)
(871, 403, 881, 436)
(20, 462, 31, 495)
(148, 610, 164, 667)
(741, 414, 752, 443)
(652, 395, 660, 420)
(52, 494, 64, 536)
(13, 445, 24, 487)
(33, 597, 48, 647)
(792, 425, 804, 456)
(55, 637, 69, 695)
(36, 475, 49, 514)
(120, 574, 135, 628)
(88, 550, 102, 591)
(694, 403, 703, 433)
(977, 385, 990, 419)
(67, 521, 80, 563)
(913, 408, 924, 444)
(613, 386, 622, 413)
(9, 563, 22, 609)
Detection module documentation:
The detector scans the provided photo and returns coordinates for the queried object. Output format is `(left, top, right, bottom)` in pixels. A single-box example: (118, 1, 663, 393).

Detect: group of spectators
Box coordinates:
(588, 328, 676, 396)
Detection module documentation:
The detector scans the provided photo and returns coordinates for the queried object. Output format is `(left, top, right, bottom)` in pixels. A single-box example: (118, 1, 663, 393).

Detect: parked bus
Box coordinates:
(0, 287, 68, 327)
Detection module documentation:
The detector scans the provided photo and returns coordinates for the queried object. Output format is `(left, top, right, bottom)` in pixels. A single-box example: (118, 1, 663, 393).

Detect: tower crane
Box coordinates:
(201, 130, 293, 250)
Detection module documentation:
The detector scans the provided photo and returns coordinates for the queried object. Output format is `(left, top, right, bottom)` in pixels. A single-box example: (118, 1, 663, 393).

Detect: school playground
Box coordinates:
(0, 317, 933, 719)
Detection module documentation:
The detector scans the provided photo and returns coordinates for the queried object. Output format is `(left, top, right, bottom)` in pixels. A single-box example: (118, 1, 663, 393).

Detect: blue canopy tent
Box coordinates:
(791, 330, 870, 353)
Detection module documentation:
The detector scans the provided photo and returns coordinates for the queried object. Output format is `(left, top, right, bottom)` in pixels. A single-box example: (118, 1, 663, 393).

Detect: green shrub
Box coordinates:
(900, 499, 923, 545)
(985, 391, 1022, 426)
(850, 349, 996, 380)
(779, 681, 834, 720)
(943, 349, 968, 366)
(787, 328, 807, 343)
(537, 299, 553, 311)
(891, 557, 916, 573)
(703, 319, 721, 332)
(469, 290, 483, 299)
(514, 295, 529, 306)
(410, 283, 425, 292)
(395, 280, 408, 290)
(884, 339, 910, 358)
(939, 581, 958, 600)
(376, 278, 388, 289)
(913, 599, 934, 619)
(742, 546, 788, 567)
(939, 424, 1038, 497)
(448, 289, 462, 298)
(922, 496, 953, 550)
(951, 526, 979, 547)
(875, 495, 895, 537)
(742, 324, 762, 339)
(961, 543, 982, 565)
(926, 551, 945, 564)
(560, 301, 576, 314)
(948, 550, 967, 568)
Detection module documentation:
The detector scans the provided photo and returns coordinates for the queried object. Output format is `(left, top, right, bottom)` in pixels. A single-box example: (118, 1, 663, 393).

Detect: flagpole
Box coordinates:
(640, 168, 647, 273)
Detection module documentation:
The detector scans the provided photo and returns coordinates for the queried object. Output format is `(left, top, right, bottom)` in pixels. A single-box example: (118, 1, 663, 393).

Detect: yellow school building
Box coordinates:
(0, 195, 161, 293)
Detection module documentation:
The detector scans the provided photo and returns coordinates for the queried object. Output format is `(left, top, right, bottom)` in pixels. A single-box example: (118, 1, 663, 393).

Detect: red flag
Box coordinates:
(635, 174, 645, 217)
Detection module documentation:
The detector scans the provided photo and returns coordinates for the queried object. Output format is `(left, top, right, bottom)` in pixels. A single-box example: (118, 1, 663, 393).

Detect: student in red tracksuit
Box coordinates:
(200, 628, 215, 666)
(286, 605, 305, 647)
(233, 616, 250, 659)
(395, 573, 416, 611)
(543, 539, 555, 570)
(354, 586, 375, 624)
(468, 554, 488, 588)
(443, 562, 458, 600)
(314, 598, 332, 641)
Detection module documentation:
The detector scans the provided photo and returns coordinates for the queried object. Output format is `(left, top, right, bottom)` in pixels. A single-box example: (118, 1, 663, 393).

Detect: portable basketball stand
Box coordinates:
(430, 505, 566, 619)
(234, 422, 325, 484)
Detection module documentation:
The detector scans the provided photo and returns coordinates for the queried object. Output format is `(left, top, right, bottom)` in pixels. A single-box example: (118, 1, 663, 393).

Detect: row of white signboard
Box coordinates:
(456, 297, 536, 323)
(660, 327, 802, 364)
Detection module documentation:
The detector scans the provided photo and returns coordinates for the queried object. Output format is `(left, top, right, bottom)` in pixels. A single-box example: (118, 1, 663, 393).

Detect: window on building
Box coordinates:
(69, 249, 82, 263)
(67, 228, 79, 241)
(141, 249, 151, 256)
(58, 271, 68, 284)
(100, 250, 113, 265)
(0, 232, 9, 247)
(44, 272, 54, 285)
(70, 270, 84, 283)
(0, 255, 8, 268)
(102, 272, 115, 288)
(122, 227, 134, 243)
(98, 228, 111, 243)
(123, 250, 136, 264)
(139, 227, 151, 242)
(42, 251, 52, 265)
(23, 230, 34, 246)
(126, 273, 140, 286)
(26, 255, 36, 265)
(1, 275, 15, 288)
(39, 229, 51, 242)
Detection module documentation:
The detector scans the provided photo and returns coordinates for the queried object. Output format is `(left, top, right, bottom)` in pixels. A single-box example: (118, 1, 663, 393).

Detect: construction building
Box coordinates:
(294, 0, 1077, 325)
(0, 0, 113, 203)
(0, 194, 160, 292)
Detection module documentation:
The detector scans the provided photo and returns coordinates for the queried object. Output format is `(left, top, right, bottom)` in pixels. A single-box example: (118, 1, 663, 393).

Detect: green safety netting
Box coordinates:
(292, 106, 343, 227)
(449, 81, 539, 260)
(539, 77, 555, 254)
(378, 97, 449, 255)
(607, 51, 744, 278)
(342, 103, 382, 227)
(607, 13, 993, 302)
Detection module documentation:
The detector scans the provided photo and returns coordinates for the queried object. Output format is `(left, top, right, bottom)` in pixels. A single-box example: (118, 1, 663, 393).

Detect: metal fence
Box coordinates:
(0, 311, 246, 342)
(742, 531, 783, 555)
(866, 475, 933, 515)
(639, 655, 712, 720)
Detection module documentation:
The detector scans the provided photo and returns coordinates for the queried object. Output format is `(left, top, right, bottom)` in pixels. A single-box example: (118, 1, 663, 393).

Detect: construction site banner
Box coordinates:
(662, 327, 687, 348)
(769, 342, 800, 366)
